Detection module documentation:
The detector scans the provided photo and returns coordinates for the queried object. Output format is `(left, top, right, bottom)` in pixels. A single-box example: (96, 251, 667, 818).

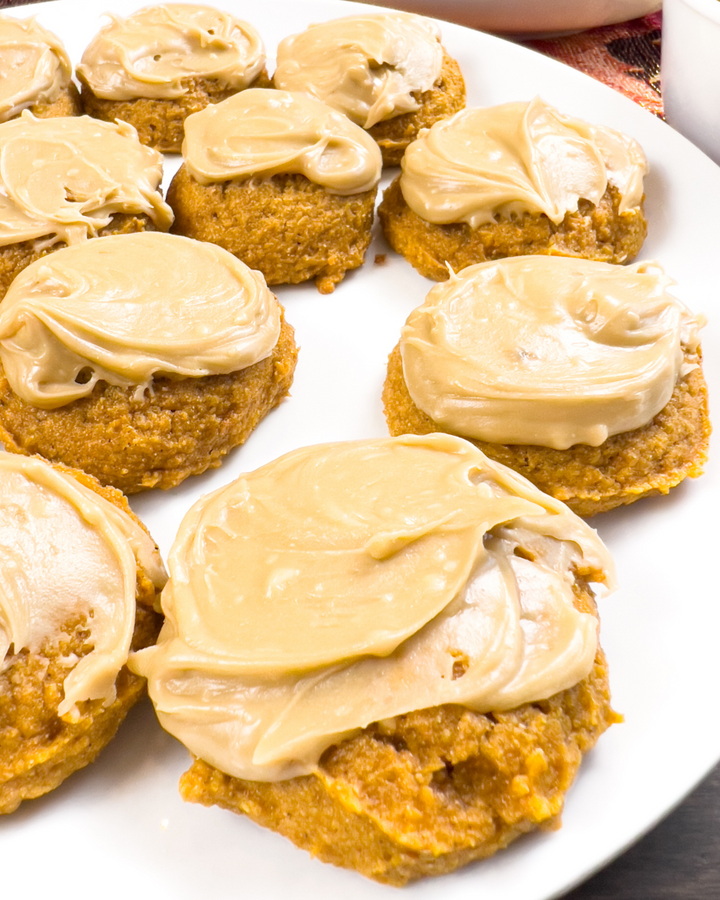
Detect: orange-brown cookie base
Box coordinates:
(168, 167, 377, 294)
(0, 212, 160, 302)
(79, 72, 270, 153)
(179, 583, 614, 885)
(383, 343, 711, 517)
(0, 314, 298, 494)
(0, 465, 163, 815)
(26, 82, 82, 119)
(378, 179, 648, 280)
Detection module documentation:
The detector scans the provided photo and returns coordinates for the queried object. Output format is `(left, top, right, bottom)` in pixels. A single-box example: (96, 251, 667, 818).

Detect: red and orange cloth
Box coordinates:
(523, 12, 663, 117)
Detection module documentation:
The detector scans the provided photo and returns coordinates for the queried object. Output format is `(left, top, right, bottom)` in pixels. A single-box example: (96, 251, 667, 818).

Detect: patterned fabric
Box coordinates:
(524, 13, 663, 118)
(0, 1, 664, 116)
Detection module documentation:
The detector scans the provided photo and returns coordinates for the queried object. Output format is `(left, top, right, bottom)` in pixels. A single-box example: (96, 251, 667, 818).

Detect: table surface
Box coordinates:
(0, 1, 718, 897)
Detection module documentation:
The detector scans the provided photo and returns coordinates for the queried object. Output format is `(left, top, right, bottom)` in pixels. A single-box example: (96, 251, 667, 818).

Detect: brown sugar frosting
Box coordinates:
(0, 231, 282, 410)
(76, 3, 265, 101)
(0, 112, 173, 249)
(273, 13, 443, 129)
(400, 257, 703, 449)
(182, 88, 382, 194)
(0, 452, 166, 717)
(399, 97, 647, 228)
(0, 14, 73, 123)
(131, 433, 613, 782)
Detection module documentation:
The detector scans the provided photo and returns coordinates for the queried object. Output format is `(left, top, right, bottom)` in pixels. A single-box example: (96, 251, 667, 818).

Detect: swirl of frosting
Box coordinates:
(131, 433, 613, 782)
(0, 452, 166, 717)
(400, 257, 703, 449)
(76, 4, 265, 101)
(0, 13, 72, 123)
(274, 13, 443, 129)
(0, 112, 173, 248)
(400, 97, 648, 228)
(0, 232, 281, 409)
(182, 88, 382, 194)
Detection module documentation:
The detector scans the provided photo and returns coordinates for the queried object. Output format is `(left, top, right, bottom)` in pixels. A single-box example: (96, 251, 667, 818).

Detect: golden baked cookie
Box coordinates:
(181, 623, 614, 885)
(379, 178, 647, 280)
(383, 257, 710, 516)
(168, 88, 382, 294)
(0, 12, 81, 123)
(131, 434, 617, 884)
(272, 13, 465, 166)
(0, 233, 298, 494)
(0, 212, 157, 303)
(24, 83, 82, 119)
(378, 98, 648, 278)
(366, 53, 466, 166)
(384, 343, 710, 517)
(0, 113, 173, 300)
(77, 4, 269, 153)
(79, 72, 270, 154)
(168, 167, 377, 294)
(0, 455, 166, 815)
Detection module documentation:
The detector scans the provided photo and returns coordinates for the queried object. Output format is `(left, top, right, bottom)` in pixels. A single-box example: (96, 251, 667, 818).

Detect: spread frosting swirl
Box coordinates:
(0, 112, 173, 249)
(0, 13, 72, 122)
(400, 257, 703, 449)
(0, 452, 166, 717)
(76, 4, 265, 101)
(399, 97, 648, 228)
(131, 433, 613, 782)
(0, 232, 281, 409)
(182, 88, 382, 194)
(274, 13, 443, 129)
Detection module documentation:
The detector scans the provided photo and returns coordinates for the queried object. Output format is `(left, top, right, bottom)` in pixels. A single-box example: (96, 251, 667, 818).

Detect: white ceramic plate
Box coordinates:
(354, 0, 662, 36)
(1, 2, 718, 899)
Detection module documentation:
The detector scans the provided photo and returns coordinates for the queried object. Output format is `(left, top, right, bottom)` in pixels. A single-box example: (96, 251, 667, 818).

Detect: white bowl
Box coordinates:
(662, 0, 720, 164)
(353, 0, 661, 35)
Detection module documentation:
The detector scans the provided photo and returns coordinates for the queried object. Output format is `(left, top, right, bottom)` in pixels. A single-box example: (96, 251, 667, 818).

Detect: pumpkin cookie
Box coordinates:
(77, 4, 269, 152)
(132, 434, 618, 884)
(0, 13, 80, 123)
(383, 256, 710, 516)
(0, 453, 166, 814)
(0, 232, 297, 493)
(378, 97, 648, 279)
(168, 89, 381, 294)
(273, 12, 465, 165)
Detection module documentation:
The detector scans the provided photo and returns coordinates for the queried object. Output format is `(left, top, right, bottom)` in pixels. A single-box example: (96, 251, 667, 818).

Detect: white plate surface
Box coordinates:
(1, 2, 718, 899)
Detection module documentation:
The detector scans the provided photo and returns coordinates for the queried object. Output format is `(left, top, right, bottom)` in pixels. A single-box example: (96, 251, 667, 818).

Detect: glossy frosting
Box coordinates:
(76, 3, 265, 101)
(0, 453, 166, 717)
(0, 13, 72, 122)
(400, 97, 648, 227)
(274, 13, 443, 128)
(0, 232, 281, 409)
(0, 112, 172, 249)
(182, 88, 382, 194)
(401, 257, 703, 449)
(131, 434, 613, 782)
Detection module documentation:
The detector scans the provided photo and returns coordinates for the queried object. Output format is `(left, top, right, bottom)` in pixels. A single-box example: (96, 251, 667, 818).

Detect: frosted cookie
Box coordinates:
(273, 12, 465, 166)
(378, 97, 648, 279)
(168, 88, 382, 294)
(0, 452, 166, 814)
(383, 257, 710, 516)
(0, 232, 297, 493)
(0, 13, 80, 123)
(77, 4, 269, 152)
(132, 433, 618, 884)
(0, 112, 173, 300)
